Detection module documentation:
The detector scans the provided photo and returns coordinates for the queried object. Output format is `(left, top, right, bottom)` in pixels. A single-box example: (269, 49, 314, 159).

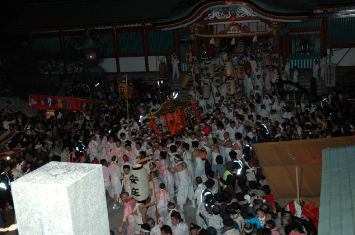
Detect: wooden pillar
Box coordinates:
(112, 27, 120, 73)
(142, 24, 150, 72)
(192, 39, 199, 57)
(59, 30, 65, 52)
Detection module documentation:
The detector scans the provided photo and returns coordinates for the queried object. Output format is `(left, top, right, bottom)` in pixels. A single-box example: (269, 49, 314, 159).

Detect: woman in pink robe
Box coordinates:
(118, 193, 136, 235)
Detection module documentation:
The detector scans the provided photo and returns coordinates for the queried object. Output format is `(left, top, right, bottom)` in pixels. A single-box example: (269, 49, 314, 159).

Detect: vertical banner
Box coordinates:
(325, 63, 336, 88)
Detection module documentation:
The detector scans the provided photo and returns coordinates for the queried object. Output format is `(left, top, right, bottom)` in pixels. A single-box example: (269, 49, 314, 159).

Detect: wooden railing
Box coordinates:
(289, 52, 320, 69)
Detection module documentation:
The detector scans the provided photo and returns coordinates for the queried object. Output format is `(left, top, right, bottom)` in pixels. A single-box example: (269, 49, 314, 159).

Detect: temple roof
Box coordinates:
(1, 0, 355, 31)
(0, 0, 184, 31)
(155, 0, 355, 28)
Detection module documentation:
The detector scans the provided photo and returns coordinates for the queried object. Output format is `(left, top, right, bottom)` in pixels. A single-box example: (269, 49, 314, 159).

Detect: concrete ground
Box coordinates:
(3, 194, 197, 234)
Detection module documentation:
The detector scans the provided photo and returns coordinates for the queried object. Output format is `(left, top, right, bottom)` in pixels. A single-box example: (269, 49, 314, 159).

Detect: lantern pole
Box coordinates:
(296, 165, 300, 205)
(126, 73, 129, 120)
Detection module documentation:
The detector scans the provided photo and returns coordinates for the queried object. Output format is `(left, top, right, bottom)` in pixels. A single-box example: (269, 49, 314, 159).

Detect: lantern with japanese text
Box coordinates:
(129, 164, 149, 202)
(128, 83, 135, 99)
(181, 72, 192, 89)
(272, 53, 279, 67)
(185, 50, 193, 63)
(203, 83, 211, 99)
(221, 52, 229, 63)
(204, 61, 215, 79)
(226, 77, 236, 95)
(159, 62, 168, 78)
(237, 66, 245, 80)
(194, 61, 201, 75)
(119, 80, 127, 99)
(213, 72, 221, 87)
(237, 40, 244, 53)
(224, 60, 233, 76)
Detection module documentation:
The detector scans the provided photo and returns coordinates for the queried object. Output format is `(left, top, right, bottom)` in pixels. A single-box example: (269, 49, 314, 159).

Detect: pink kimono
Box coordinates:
(122, 199, 136, 235)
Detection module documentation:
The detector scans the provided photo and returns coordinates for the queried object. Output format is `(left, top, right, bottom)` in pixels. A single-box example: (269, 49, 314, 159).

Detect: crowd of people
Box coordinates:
(0, 51, 354, 235)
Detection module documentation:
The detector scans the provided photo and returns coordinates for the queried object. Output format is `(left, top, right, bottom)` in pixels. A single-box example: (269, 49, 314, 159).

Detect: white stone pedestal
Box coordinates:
(12, 162, 110, 235)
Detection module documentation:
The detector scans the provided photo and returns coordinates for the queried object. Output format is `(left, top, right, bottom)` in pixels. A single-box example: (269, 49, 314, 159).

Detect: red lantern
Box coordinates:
(203, 125, 211, 135)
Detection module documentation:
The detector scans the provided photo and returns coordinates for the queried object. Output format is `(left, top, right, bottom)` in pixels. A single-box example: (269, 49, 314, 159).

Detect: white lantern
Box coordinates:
(203, 83, 211, 99)
(129, 164, 150, 202)
(185, 50, 193, 63)
(226, 77, 236, 95)
(204, 61, 215, 79)
(221, 52, 229, 63)
(224, 60, 233, 76)
(194, 61, 201, 75)
(213, 72, 221, 87)
(181, 72, 193, 89)
(265, 53, 272, 66)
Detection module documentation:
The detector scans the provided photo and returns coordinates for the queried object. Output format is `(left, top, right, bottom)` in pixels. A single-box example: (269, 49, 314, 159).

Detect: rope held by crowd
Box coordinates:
(0, 224, 18, 232)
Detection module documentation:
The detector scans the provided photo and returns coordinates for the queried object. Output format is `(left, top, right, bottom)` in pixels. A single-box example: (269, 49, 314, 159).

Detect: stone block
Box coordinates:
(12, 162, 110, 235)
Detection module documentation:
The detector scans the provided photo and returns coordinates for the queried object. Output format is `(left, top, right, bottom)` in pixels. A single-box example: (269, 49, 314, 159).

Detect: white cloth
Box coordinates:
(172, 222, 189, 235)
(176, 165, 194, 206)
(88, 140, 99, 161)
(109, 163, 122, 195)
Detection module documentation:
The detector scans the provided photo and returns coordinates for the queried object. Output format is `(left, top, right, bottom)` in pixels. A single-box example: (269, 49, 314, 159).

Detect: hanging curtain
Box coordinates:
(190, 101, 201, 122)
(149, 118, 160, 141)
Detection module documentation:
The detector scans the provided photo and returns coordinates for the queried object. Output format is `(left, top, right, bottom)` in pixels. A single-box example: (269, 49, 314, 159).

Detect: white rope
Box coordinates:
(0, 224, 18, 232)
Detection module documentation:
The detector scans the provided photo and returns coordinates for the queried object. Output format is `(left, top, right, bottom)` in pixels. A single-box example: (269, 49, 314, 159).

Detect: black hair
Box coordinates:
(192, 141, 199, 148)
(266, 212, 276, 220)
(216, 155, 224, 164)
(182, 143, 189, 150)
(214, 193, 224, 203)
(171, 211, 183, 223)
(140, 223, 151, 233)
(169, 145, 177, 153)
(265, 220, 275, 229)
(212, 205, 221, 215)
(249, 181, 258, 189)
(223, 218, 235, 228)
(160, 225, 172, 234)
(167, 202, 175, 208)
(225, 205, 235, 214)
(123, 165, 130, 170)
(260, 228, 271, 235)
(207, 171, 214, 178)
(160, 183, 166, 189)
(195, 177, 203, 185)
(160, 151, 167, 159)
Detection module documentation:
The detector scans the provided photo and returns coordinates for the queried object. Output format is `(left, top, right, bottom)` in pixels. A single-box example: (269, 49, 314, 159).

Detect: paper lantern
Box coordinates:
(236, 66, 245, 80)
(226, 77, 236, 95)
(204, 61, 215, 79)
(185, 50, 193, 63)
(272, 53, 279, 66)
(224, 59, 233, 76)
(203, 83, 211, 99)
(221, 52, 229, 63)
(118, 80, 127, 99)
(128, 83, 135, 99)
(237, 40, 244, 53)
(129, 164, 149, 202)
(194, 61, 201, 75)
(203, 125, 211, 135)
(265, 53, 272, 66)
(159, 62, 168, 78)
(244, 62, 251, 75)
(181, 72, 192, 89)
(213, 72, 221, 87)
